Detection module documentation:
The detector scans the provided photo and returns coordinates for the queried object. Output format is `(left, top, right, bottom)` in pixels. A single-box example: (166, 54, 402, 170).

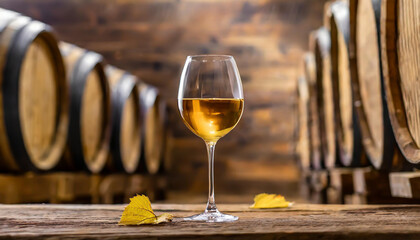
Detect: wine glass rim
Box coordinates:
(187, 55, 233, 61)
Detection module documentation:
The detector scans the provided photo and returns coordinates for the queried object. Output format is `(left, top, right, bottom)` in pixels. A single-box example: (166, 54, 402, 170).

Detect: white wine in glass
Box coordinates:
(178, 55, 244, 222)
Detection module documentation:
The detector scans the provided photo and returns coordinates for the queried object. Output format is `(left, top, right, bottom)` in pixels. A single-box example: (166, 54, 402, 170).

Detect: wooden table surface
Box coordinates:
(1, 203, 420, 239)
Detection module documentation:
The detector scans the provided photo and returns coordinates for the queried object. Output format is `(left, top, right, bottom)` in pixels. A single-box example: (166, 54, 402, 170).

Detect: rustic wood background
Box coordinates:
(0, 0, 327, 202)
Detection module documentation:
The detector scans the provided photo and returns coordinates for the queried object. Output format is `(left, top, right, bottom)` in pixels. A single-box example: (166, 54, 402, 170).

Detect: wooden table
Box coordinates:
(1, 203, 420, 239)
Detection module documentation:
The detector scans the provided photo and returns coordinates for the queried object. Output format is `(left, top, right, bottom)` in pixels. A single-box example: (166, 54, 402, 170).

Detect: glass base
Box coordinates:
(183, 209, 238, 222)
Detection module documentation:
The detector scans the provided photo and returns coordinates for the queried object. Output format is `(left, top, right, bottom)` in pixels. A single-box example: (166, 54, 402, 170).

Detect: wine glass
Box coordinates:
(178, 55, 244, 222)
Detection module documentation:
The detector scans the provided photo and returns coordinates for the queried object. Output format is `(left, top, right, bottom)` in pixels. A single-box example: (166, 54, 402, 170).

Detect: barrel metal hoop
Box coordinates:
(0, 9, 20, 33)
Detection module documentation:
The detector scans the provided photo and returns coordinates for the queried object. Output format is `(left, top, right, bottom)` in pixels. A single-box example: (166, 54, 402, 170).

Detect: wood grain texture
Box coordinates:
(380, 0, 420, 164)
(2, 204, 420, 239)
(396, 0, 420, 148)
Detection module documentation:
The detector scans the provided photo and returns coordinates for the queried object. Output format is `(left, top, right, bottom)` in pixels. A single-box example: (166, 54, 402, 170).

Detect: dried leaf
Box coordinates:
(119, 195, 173, 225)
(250, 193, 292, 209)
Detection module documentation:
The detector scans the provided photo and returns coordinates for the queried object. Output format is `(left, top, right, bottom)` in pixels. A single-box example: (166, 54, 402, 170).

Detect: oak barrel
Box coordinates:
(60, 43, 111, 173)
(349, 0, 402, 170)
(329, 1, 365, 167)
(304, 50, 322, 170)
(162, 109, 174, 173)
(0, 8, 68, 171)
(381, 0, 420, 164)
(105, 66, 142, 173)
(138, 83, 165, 174)
(313, 27, 336, 169)
(297, 74, 310, 171)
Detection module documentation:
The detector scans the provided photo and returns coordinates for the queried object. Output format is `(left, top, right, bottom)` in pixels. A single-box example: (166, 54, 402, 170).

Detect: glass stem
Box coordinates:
(205, 141, 218, 213)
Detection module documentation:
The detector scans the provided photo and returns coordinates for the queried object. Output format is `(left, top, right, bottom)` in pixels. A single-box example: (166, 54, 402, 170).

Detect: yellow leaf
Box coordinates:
(250, 193, 292, 209)
(156, 213, 174, 224)
(119, 195, 173, 225)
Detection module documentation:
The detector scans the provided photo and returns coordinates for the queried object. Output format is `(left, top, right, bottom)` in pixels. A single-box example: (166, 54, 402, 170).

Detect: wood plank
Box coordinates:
(309, 170, 328, 204)
(0, 173, 166, 204)
(327, 168, 354, 204)
(299, 171, 311, 202)
(1, 204, 420, 239)
(389, 172, 420, 199)
(352, 168, 420, 204)
(344, 193, 367, 204)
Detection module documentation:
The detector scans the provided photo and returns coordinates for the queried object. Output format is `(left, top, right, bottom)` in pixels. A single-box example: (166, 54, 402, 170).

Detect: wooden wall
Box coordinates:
(0, 0, 327, 202)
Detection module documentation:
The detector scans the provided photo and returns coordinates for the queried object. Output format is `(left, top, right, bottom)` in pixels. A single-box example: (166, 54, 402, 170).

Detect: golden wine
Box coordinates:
(180, 98, 244, 143)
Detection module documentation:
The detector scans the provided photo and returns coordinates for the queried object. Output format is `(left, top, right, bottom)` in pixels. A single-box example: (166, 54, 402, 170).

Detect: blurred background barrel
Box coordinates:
(304, 50, 322, 170)
(329, 1, 365, 167)
(297, 75, 310, 171)
(162, 105, 174, 174)
(0, 8, 68, 172)
(349, 0, 401, 170)
(381, 0, 420, 165)
(314, 27, 336, 169)
(60, 43, 111, 173)
(106, 66, 142, 173)
(138, 83, 165, 175)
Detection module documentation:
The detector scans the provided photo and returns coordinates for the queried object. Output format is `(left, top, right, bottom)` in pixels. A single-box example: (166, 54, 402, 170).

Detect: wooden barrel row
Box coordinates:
(0, 8, 169, 174)
(297, 0, 419, 171)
